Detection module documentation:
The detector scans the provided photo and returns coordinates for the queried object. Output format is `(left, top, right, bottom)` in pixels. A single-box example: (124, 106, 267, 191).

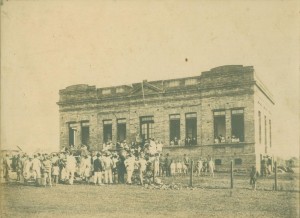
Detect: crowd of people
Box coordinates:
(214, 134, 241, 144)
(1, 137, 217, 187)
(169, 137, 197, 146)
(260, 156, 273, 176)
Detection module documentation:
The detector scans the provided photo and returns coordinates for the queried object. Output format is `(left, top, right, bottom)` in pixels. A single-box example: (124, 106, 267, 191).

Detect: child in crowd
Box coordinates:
(137, 156, 147, 185)
(196, 159, 203, 176)
(52, 162, 59, 186)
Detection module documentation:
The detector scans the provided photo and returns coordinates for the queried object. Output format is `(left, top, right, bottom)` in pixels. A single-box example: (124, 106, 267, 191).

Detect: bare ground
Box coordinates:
(1, 173, 299, 218)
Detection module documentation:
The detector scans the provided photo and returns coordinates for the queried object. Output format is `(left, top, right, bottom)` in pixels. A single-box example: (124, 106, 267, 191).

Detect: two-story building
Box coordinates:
(57, 65, 274, 171)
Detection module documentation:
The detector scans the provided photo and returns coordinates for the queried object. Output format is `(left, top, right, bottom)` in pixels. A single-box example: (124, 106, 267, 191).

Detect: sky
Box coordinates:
(1, 0, 299, 158)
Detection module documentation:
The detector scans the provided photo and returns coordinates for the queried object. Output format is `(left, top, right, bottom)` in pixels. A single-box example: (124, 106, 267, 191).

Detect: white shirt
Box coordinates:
(32, 158, 41, 171)
(208, 160, 214, 169)
(176, 162, 182, 169)
(66, 155, 77, 170)
(102, 156, 113, 170)
(138, 158, 147, 172)
(156, 143, 163, 152)
(23, 159, 33, 172)
(124, 156, 135, 169)
(170, 162, 176, 170)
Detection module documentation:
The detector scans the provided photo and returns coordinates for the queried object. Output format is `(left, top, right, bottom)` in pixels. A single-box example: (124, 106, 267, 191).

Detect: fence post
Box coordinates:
(153, 161, 155, 183)
(230, 160, 233, 189)
(274, 161, 277, 191)
(190, 160, 194, 187)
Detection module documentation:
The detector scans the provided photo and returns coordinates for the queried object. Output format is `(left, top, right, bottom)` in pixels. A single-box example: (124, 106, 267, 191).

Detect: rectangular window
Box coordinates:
(231, 109, 244, 142)
(214, 111, 226, 143)
(258, 111, 261, 143)
(169, 114, 180, 144)
(168, 80, 180, 87)
(234, 158, 242, 165)
(185, 78, 197, 86)
(69, 123, 77, 147)
(232, 109, 244, 115)
(140, 116, 154, 142)
(117, 119, 126, 142)
(140, 116, 154, 122)
(185, 113, 197, 145)
(81, 121, 90, 146)
(103, 120, 112, 143)
(102, 89, 111, 95)
(214, 111, 226, 116)
(264, 116, 267, 146)
(269, 119, 272, 148)
(116, 87, 124, 93)
(215, 159, 222, 165)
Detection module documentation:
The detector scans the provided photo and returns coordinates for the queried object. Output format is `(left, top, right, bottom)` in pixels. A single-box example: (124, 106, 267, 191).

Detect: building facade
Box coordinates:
(57, 65, 274, 171)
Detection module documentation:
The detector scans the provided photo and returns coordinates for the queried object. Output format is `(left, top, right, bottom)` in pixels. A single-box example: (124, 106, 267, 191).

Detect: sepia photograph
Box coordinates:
(1, 0, 299, 217)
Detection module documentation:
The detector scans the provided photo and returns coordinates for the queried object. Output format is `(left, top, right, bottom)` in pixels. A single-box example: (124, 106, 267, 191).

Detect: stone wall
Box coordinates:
(162, 143, 256, 171)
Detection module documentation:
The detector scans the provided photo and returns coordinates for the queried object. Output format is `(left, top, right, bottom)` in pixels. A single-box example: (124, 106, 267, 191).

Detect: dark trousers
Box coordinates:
(165, 166, 171, 177)
(159, 165, 165, 176)
(250, 178, 256, 185)
(118, 170, 125, 183)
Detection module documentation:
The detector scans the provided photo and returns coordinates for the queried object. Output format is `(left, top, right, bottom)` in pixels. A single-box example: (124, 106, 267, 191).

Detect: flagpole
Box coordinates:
(141, 80, 146, 106)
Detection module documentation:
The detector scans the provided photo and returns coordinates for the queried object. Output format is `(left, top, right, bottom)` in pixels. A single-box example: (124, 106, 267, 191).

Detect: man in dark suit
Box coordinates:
(93, 153, 103, 185)
(164, 153, 171, 177)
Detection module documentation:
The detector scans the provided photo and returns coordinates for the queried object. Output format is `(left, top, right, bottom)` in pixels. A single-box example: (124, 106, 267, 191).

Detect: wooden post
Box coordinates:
(153, 161, 155, 183)
(230, 161, 233, 189)
(274, 161, 277, 191)
(190, 160, 194, 187)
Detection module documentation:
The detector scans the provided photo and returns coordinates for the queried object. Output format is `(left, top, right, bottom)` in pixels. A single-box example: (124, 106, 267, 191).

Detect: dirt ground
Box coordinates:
(1, 173, 299, 218)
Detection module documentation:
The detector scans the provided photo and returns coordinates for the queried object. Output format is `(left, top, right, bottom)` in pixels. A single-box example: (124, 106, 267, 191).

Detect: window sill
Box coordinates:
(164, 145, 200, 149)
(214, 141, 244, 144)
(163, 142, 255, 148)
(209, 142, 254, 146)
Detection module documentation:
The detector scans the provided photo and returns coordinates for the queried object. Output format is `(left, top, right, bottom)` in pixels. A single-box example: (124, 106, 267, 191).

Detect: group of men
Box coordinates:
(1, 136, 218, 187)
(1, 153, 54, 186)
(159, 154, 215, 177)
(1, 151, 215, 187)
(260, 156, 273, 176)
